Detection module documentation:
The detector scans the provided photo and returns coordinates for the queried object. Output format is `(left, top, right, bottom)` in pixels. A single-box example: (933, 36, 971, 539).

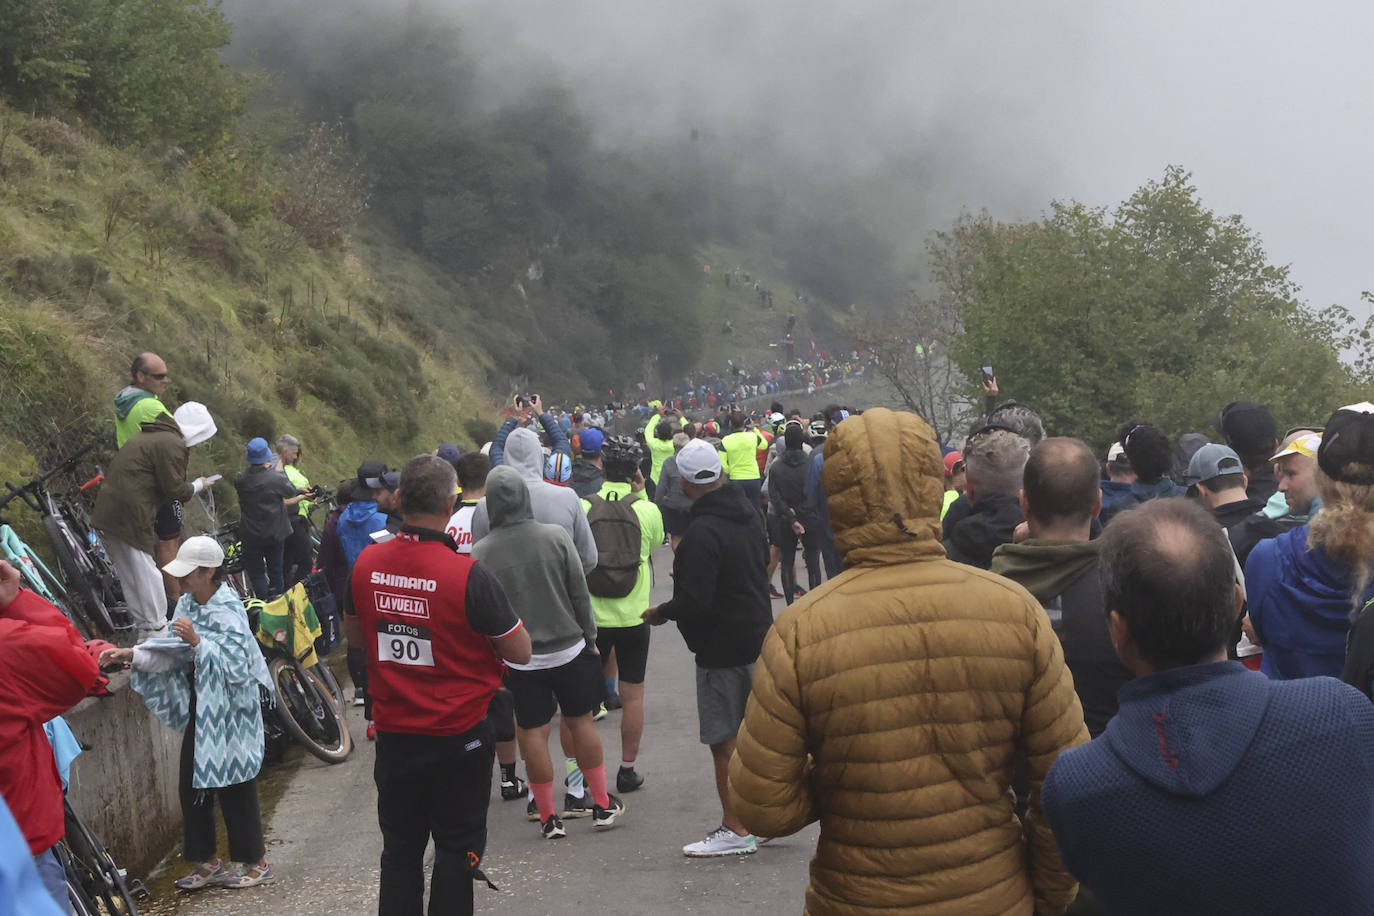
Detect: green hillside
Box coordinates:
(0, 104, 495, 528)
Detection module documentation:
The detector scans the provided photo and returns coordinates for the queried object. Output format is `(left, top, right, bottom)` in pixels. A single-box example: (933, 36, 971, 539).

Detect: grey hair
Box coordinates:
(672, 432, 690, 452)
(276, 433, 301, 452)
(399, 454, 457, 517)
(986, 403, 1047, 446)
(964, 428, 1030, 498)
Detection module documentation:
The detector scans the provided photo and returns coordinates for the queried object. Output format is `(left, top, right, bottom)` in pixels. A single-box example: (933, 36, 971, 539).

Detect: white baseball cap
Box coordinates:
(174, 402, 217, 447)
(162, 536, 225, 578)
(676, 438, 723, 484)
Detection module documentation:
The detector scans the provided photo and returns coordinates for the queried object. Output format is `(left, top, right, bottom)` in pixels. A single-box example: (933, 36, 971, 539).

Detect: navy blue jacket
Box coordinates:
(1043, 662, 1374, 915)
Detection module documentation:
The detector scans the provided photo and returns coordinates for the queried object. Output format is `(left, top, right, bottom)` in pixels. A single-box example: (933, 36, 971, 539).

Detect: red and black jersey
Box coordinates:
(350, 526, 521, 736)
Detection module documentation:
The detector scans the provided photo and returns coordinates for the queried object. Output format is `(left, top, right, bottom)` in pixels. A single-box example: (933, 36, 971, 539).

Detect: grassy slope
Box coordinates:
(0, 107, 496, 537)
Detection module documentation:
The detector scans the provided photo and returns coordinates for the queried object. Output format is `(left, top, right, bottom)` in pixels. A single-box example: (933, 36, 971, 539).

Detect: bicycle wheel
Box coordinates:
(44, 515, 115, 637)
(312, 659, 347, 710)
(64, 800, 144, 914)
(269, 656, 353, 764)
(57, 840, 105, 916)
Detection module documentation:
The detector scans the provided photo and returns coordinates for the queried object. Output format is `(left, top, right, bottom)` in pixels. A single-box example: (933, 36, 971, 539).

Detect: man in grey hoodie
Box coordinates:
(471, 467, 624, 839)
(471, 427, 597, 573)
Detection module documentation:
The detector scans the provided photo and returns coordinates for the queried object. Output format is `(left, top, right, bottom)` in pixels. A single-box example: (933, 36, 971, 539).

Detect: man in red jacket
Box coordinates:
(0, 560, 109, 909)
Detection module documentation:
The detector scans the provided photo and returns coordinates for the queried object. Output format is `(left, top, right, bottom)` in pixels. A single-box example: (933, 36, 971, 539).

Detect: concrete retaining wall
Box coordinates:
(63, 671, 184, 877)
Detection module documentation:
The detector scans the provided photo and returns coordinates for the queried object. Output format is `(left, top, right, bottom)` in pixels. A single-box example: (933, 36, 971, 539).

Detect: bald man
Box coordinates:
(114, 352, 181, 599)
(992, 437, 1133, 737)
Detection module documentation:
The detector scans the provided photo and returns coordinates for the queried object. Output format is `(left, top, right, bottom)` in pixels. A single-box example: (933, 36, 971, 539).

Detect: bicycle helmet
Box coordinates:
(545, 451, 573, 484)
(600, 435, 645, 465)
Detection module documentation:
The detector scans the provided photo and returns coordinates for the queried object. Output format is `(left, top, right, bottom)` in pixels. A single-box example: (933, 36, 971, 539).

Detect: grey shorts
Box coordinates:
(695, 663, 755, 745)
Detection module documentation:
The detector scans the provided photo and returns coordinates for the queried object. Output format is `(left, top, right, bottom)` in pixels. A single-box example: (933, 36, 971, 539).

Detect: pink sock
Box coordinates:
(584, 764, 610, 808)
(531, 782, 556, 821)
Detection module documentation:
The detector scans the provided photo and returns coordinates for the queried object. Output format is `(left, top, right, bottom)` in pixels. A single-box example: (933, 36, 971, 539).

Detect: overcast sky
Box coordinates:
(442, 0, 1374, 316)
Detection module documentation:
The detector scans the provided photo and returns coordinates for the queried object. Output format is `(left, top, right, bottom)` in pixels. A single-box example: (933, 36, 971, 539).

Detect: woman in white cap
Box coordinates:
(99, 537, 274, 890)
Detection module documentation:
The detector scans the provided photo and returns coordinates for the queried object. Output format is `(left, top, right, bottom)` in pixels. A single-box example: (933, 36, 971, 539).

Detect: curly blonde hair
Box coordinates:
(1307, 465, 1374, 619)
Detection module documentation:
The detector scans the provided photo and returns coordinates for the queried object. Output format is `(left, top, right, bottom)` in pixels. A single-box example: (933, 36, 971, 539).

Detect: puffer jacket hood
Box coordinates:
(821, 407, 945, 569)
(485, 465, 534, 529)
(503, 427, 544, 483)
(1104, 661, 1266, 798)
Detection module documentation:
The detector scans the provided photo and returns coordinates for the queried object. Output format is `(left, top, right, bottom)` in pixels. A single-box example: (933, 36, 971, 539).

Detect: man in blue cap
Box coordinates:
(568, 427, 607, 499)
(233, 437, 309, 599)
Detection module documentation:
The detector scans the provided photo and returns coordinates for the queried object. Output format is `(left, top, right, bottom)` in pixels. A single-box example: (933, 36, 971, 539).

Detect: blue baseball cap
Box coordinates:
(579, 427, 605, 455)
(245, 437, 273, 465)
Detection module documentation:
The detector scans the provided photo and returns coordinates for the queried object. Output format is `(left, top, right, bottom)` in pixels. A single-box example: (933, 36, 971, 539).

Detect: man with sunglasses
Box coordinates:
(114, 352, 173, 448)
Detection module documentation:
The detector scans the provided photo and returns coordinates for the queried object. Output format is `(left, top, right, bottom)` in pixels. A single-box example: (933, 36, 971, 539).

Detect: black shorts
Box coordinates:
(155, 499, 183, 541)
(594, 624, 651, 684)
(484, 686, 515, 743)
(660, 507, 691, 537)
(506, 648, 602, 729)
(767, 513, 789, 548)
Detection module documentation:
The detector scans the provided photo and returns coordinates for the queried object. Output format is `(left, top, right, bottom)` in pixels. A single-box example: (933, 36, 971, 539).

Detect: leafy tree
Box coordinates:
(927, 167, 1356, 446)
(273, 121, 368, 249)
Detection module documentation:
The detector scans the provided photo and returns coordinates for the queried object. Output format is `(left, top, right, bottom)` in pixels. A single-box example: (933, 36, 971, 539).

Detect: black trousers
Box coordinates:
(375, 723, 495, 916)
(180, 690, 265, 864)
(283, 515, 314, 587)
(239, 531, 285, 599)
(778, 523, 823, 604)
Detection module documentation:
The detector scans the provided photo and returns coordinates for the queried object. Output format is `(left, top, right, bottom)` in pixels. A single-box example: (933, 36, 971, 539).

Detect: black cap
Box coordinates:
(1217, 401, 1276, 455)
(356, 460, 388, 493)
(1317, 404, 1374, 485)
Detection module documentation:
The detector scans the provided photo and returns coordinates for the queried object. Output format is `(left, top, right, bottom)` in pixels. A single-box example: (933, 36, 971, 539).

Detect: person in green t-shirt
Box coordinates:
(581, 436, 665, 794)
(274, 434, 315, 586)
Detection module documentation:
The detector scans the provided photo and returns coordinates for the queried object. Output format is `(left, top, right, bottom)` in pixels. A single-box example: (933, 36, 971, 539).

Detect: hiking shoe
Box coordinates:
(768, 584, 785, 600)
(541, 815, 566, 840)
(526, 798, 540, 822)
(616, 767, 644, 793)
(174, 859, 226, 890)
(562, 793, 593, 818)
(592, 703, 608, 721)
(223, 862, 274, 889)
(500, 775, 528, 801)
(794, 585, 807, 598)
(683, 826, 757, 857)
(604, 692, 623, 711)
(366, 721, 376, 741)
(592, 794, 626, 829)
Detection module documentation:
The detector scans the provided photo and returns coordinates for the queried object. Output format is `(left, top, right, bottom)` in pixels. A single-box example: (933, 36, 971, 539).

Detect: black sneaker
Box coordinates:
(500, 775, 527, 801)
(541, 815, 566, 839)
(768, 584, 785, 599)
(616, 767, 645, 793)
(562, 793, 592, 818)
(592, 794, 625, 829)
(604, 692, 623, 711)
(526, 798, 540, 822)
(794, 585, 807, 598)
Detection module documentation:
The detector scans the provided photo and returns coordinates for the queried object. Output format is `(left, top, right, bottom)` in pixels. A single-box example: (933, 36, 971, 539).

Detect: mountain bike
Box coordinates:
(0, 487, 88, 637)
(248, 593, 353, 764)
(58, 795, 148, 915)
(4, 444, 134, 642)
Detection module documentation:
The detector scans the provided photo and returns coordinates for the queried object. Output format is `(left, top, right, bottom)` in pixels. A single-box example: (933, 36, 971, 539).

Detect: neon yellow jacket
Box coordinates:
(721, 429, 766, 481)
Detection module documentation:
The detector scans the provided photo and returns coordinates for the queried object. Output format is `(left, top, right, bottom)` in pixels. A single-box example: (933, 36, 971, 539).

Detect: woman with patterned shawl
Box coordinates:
(100, 536, 275, 890)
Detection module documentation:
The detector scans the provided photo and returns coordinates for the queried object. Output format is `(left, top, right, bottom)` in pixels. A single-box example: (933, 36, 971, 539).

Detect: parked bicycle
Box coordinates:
(3, 444, 134, 643)
(0, 486, 87, 637)
(246, 591, 353, 765)
(59, 794, 148, 915)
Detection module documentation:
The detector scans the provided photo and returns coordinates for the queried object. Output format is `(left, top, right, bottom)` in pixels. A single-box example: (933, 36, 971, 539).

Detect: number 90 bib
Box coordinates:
(377, 620, 435, 667)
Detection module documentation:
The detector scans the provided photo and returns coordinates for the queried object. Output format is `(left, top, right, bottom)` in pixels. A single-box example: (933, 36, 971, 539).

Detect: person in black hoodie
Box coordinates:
(944, 427, 1029, 570)
(767, 423, 821, 604)
(644, 438, 772, 858)
(991, 438, 1133, 738)
(1184, 443, 1281, 566)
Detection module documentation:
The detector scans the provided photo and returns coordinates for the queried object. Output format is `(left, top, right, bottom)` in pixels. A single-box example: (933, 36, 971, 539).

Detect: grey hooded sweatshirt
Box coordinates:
(471, 466, 595, 656)
(472, 426, 598, 573)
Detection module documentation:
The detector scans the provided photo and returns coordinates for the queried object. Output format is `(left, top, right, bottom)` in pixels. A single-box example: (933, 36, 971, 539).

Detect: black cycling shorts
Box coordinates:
(506, 648, 602, 729)
(484, 686, 516, 743)
(766, 513, 789, 549)
(594, 624, 651, 684)
(155, 499, 183, 541)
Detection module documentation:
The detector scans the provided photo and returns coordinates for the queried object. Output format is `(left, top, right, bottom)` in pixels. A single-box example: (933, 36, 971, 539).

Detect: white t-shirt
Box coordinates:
(446, 502, 478, 554)
(506, 641, 584, 672)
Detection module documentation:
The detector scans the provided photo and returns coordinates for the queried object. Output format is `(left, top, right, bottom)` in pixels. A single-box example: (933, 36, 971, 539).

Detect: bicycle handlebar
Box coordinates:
(34, 443, 96, 487)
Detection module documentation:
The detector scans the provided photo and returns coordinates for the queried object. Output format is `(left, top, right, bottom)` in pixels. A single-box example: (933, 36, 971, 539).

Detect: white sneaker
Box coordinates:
(683, 825, 757, 857)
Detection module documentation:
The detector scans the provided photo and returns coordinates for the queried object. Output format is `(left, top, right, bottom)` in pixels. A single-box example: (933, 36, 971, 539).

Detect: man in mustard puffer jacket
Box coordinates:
(729, 407, 1088, 915)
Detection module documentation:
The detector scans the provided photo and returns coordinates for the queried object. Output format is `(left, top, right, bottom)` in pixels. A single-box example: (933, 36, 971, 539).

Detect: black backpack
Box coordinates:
(585, 492, 642, 598)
